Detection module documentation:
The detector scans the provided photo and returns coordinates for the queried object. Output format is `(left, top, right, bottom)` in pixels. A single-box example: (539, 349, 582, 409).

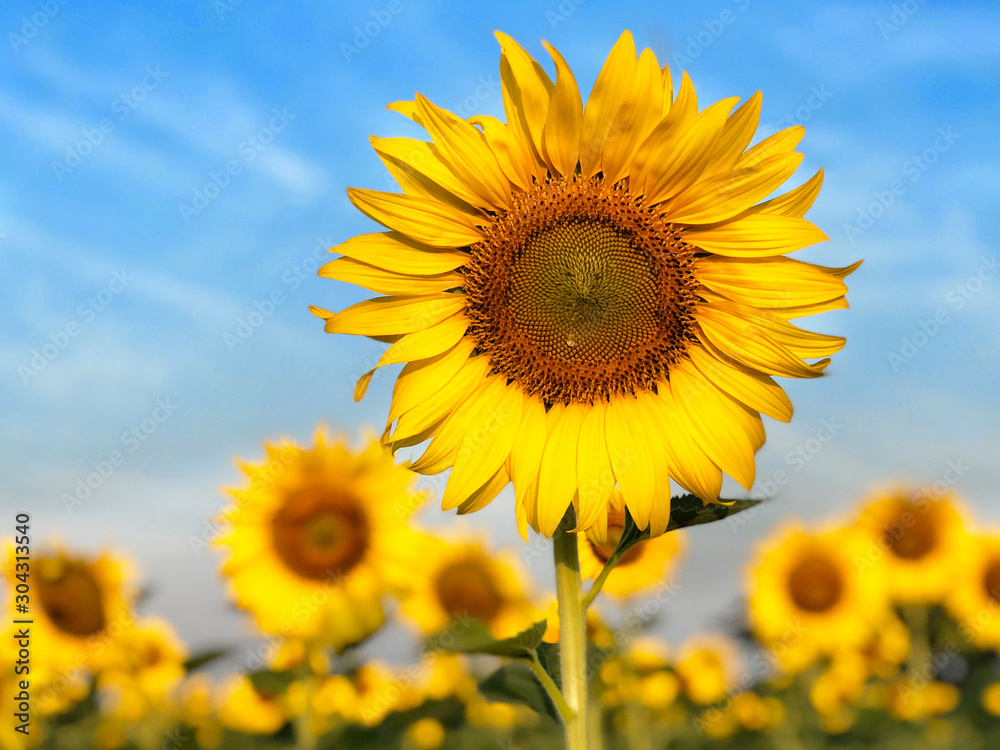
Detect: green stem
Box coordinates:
(554, 518, 588, 750)
(295, 651, 318, 750)
(527, 655, 576, 722)
(904, 605, 931, 683)
(581, 552, 619, 610)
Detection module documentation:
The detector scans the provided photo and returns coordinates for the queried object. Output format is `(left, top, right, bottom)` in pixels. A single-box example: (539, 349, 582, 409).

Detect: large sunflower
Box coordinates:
(578, 490, 684, 598)
(747, 523, 889, 674)
(315, 30, 858, 539)
(853, 490, 967, 605)
(214, 430, 427, 650)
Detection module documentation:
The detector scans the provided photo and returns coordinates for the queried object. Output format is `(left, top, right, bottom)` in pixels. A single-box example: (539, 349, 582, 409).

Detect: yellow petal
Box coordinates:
(687, 344, 793, 422)
(574, 400, 615, 534)
(631, 391, 674, 536)
(509, 395, 548, 539)
(695, 304, 828, 379)
(660, 64, 673, 116)
(579, 30, 637, 177)
(601, 48, 664, 185)
(664, 152, 804, 225)
(654, 382, 723, 503)
(371, 135, 490, 212)
(457, 464, 510, 515)
(605, 397, 655, 531)
(411, 374, 508, 474)
(468, 115, 533, 191)
(495, 32, 553, 162)
(695, 256, 859, 308)
(389, 337, 477, 424)
(320, 256, 463, 296)
(536, 403, 586, 536)
(704, 91, 762, 175)
(443, 384, 523, 510)
(353, 314, 470, 401)
(738, 125, 805, 169)
(670, 360, 757, 490)
(390, 355, 492, 445)
(386, 99, 424, 126)
(636, 96, 738, 206)
(415, 94, 513, 210)
(755, 169, 824, 218)
(683, 213, 826, 257)
(324, 293, 466, 336)
(348, 188, 484, 247)
(331, 232, 471, 275)
(540, 40, 583, 177)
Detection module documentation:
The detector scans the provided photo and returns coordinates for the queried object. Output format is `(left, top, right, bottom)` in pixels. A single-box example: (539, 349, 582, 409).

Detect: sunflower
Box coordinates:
(854, 490, 968, 605)
(218, 675, 287, 735)
(945, 531, 1000, 651)
(674, 634, 738, 705)
(578, 490, 684, 598)
(399, 533, 536, 639)
(2, 543, 134, 714)
(214, 430, 427, 650)
(747, 523, 889, 674)
(314, 30, 858, 540)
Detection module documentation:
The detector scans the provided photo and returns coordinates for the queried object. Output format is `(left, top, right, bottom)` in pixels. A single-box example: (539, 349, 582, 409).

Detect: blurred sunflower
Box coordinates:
(675, 635, 738, 705)
(2, 543, 134, 713)
(399, 534, 536, 639)
(945, 531, 1000, 651)
(854, 490, 967, 604)
(578, 490, 684, 598)
(747, 524, 888, 673)
(217, 675, 287, 735)
(214, 430, 427, 650)
(315, 30, 858, 539)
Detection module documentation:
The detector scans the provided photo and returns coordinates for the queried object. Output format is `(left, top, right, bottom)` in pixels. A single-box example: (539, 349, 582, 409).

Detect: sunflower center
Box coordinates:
(433, 559, 504, 624)
(465, 176, 700, 404)
(984, 560, 1000, 602)
(37, 560, 106, 637)
(271, 488, 369, 581)
(787, 556, 844, 613)
(883, 511, 937, 560)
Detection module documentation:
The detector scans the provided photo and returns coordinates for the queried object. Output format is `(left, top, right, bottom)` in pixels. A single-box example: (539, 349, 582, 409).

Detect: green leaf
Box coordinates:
(248, 669, 297, 696)
(478, 663, 559, 722)
(427, 619, 547, 659)
(182, 648, 228, 672)
(536, 641, 562, 691)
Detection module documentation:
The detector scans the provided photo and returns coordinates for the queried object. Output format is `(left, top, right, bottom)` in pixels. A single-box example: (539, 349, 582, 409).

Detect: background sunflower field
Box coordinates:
(2, 0, 998, 748)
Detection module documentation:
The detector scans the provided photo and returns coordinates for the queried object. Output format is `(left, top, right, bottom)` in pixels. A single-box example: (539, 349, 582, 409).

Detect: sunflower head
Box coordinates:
(214, 429, 427, 649)
(946, 532, 1000, 651)
(747, 523, 889, 673)
(399, 534, 536, 639)
(854, 489, 968, 604)
(674, 635, 738, 705)
(316, 30, 858, 540)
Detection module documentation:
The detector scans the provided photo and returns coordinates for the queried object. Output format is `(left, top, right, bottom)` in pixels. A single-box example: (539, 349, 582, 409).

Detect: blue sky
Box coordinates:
(2, 0, 999, 660)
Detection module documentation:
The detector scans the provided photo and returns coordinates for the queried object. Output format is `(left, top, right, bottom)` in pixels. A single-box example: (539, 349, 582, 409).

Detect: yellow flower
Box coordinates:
(2, 543, 134, 715)
(217, 675, 286, 735)
(854, 490, 968, 604)
(945, 531, 1000, 650)
(747, 523, 889, 673)
(981, 683, 1000, 716)
(405, 718, 446, 749)
(886, 680, 959, 722)
(214, 430, 426, 650)
(578, 491, 684, 597)
(675, 635, 737, 705)
(399, 534, 536, 639)
(315, 30, 858, 540)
